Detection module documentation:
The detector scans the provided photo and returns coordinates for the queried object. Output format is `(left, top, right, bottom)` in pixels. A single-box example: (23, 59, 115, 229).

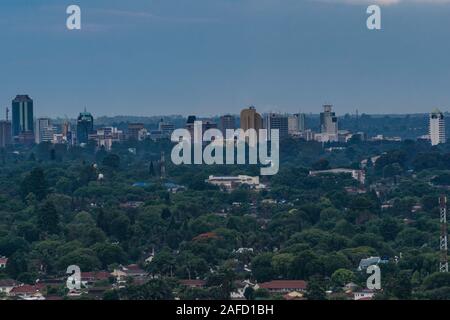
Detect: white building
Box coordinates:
(319, 105, 338, 142)
(35, 118, 55, 143)
(430, 108, 446, 146)
(206, 175, 265, 190)
(288, 113, 306, 135)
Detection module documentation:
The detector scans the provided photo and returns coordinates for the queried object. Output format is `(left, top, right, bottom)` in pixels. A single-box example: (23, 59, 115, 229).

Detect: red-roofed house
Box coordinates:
(81, 271, 111, 282)
(179, 279, 207, 288)
(0, 256, 8, 268)
(0, 279, 21, 294)
(258, 280, 308, 293)
(9, 283, 45, 300)
(354, 289, 375, 300)
(192, 232, 219, 242)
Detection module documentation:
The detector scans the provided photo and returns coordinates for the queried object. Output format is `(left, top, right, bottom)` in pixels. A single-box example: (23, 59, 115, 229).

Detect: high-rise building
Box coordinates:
(0, 121, 12, 147)
(219, 115, 236, 134)
(430, 108, 446, 146)
(265, 113, 289, 140)
(76, 111, 94, 144)
(12, 95, 34, 137)
(320, 105, 338, 135)
(288, 113, 306, 135)
(158, 119, 175, 136)
(240, 106, 263, 131)
(317, 105, 338, 142)
(128, 123, 145, 140)
(35, 118, 55, 143)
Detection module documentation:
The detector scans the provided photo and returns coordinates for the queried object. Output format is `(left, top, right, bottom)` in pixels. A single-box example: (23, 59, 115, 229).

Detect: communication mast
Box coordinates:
(439, 195, 448, 273)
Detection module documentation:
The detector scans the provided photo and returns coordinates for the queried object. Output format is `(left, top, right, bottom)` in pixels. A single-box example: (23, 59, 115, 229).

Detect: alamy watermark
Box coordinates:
(66, 4, 381, 32)
(170, 121, 280, 176)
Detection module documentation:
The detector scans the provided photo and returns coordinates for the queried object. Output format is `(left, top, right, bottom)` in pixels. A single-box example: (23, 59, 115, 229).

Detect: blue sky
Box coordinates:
(0, 0, 450, 117)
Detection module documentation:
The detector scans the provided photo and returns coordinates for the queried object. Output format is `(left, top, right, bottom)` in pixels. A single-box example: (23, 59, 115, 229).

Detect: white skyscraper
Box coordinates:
(35, 118, 55, 144)
(430, 108, 446, 146)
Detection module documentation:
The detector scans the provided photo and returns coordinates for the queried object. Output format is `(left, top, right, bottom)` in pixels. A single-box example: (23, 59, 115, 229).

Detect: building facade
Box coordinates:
(430, 108, 446, 146)
(12, 95, 34, 137)
(35, 118, 55, 143)
(265, 113, 289, 139)
(319, 105, 338, 142)
(76, 111, 94, 145)
(219, 115, 236, 134)
(0, 121, 12, 147)
(240, 106, 263, 132)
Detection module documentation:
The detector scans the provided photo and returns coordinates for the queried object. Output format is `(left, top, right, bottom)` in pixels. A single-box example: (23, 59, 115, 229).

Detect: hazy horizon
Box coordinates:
(1, 0, 450, 118)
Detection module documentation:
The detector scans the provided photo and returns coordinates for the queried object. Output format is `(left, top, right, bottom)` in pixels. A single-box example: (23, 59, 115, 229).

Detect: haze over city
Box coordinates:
(1, 0, 450, 117)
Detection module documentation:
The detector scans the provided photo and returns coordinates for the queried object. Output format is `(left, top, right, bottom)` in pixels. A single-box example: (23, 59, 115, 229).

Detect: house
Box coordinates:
(0, 256, 8, 268)
(0, 279, 21, 294)
(230, 280, 256, 300)
(192, 232, 220, 242)
(257, 280, 308, 294)
(354, 289, 375, 300)
(9, 283, 46, 300)
(357, 256, 388, 271)
(179, 279, 207, 289)
(81, 271, 111, 287)
(283, 291, 305, 300)
(112, 264, 147, 283)
(343, 282, 359, 293)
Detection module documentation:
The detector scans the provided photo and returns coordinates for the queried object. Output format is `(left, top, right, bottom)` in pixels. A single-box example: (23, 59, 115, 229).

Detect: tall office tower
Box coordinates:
(219, 115, 236, 134)
(240, 106, 263, 131)
(158, 119, 175, 136)
(320, 105, 338, 135)
(76, 110, 94, 144)
(430, 108, 446, 146)
(288, 113, 306, 135)
(12, 95, 34, 137)
(35, 118, 55, 143)
(0, 120, 12, 148)
(265, 113, 289, 140)
(127, 123, 145, 140)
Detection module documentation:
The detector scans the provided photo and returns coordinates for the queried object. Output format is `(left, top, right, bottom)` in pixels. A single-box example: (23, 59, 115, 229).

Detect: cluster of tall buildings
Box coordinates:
(0, 94, 447, 149)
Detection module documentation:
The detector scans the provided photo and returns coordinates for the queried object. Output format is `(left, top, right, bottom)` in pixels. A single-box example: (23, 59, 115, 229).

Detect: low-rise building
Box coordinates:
(0, 279, 20, 294)
(257, 280, 307, 294)
(309, 169, 366, 185)
(0, 256, 7, 268)
(206, 175, 266, 190)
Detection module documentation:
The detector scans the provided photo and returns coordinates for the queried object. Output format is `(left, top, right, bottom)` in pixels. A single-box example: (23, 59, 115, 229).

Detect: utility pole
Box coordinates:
(439, 195, 448, 273)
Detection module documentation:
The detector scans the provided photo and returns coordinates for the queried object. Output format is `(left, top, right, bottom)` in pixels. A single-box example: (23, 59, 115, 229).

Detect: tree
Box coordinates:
(5, 251, 29, 279)
(102, 154, 121, 169)
(312, 159, 330, 171)
(37, 200, 60, 236)
(305, 275, 327, 300)
(331, 268, 355, 288)
(252, 253, 275, 283)
(124, 279, 174, 300)
(21, 167, 48, 201)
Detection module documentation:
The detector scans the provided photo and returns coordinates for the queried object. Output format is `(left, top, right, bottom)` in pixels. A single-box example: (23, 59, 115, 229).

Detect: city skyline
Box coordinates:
(1, 1, 450, 117)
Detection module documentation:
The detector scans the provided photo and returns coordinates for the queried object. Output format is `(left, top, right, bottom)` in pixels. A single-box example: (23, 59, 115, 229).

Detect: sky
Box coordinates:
(0, 0, 450, 118)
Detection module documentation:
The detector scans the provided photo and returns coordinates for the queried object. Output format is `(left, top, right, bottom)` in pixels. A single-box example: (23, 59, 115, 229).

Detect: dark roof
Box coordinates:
(81, 271, 111, 281)
(13, 95, 32, 103)
(259, 280, 307, 290)
(0, 279, 20, 287)
(179, 279, 206, 287)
